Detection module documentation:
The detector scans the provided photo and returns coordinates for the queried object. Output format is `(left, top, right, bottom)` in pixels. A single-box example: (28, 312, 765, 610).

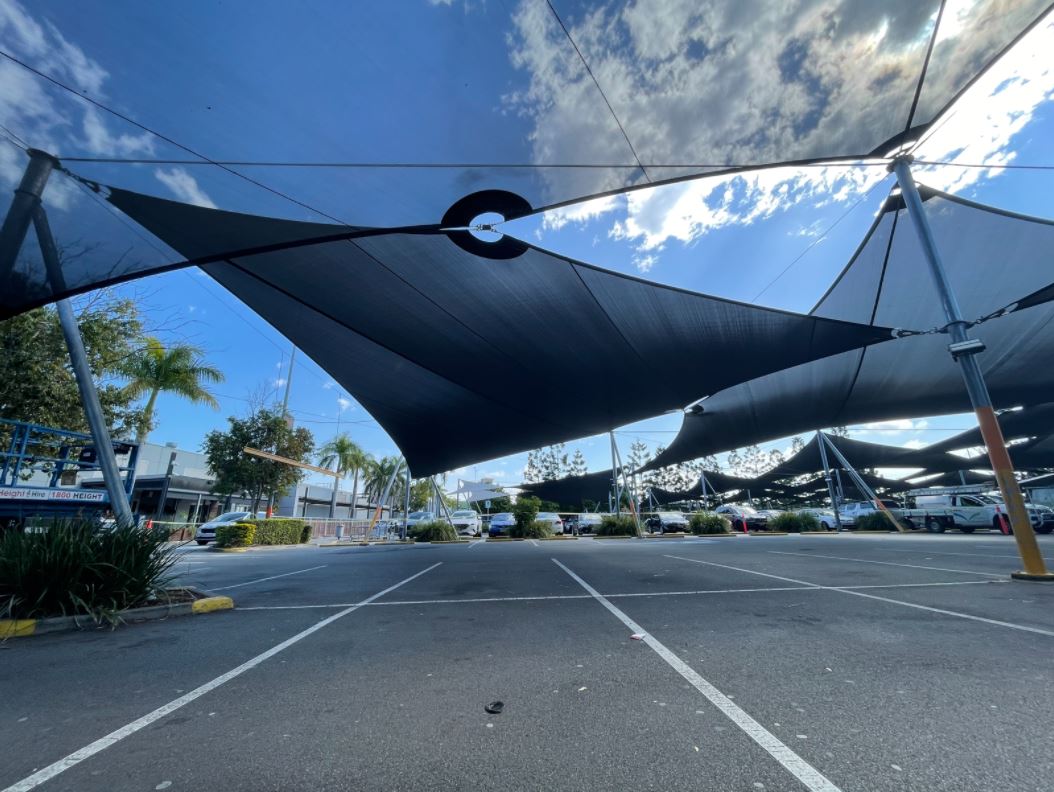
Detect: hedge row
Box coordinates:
(597, 515, 637, 536)
(215, 518, 310, 547)
(509, 520, 552, 538)
(410, 520, 458, 542)
(766, 512, 823, 533)
(689, 512, 732, 534)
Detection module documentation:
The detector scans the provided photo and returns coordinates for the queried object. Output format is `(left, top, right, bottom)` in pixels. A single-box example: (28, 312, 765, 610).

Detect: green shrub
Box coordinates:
(215, 522, 255, 548)
(241, 518, 309, 545)
(510, 520, 553, 539)
(855, 512, 895, 531)
(410, 520, 458, 542)
(512, 495, 541, 533)
(689, 512, 732, 534)
(0, 519, 177, 622)
(597, 514, 637, 536)
(767, 512, 822, 533)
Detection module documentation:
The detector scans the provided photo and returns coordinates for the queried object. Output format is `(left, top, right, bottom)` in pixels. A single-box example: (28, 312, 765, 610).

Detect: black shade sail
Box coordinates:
(97, 188, 895, 476)
(924, 403, 1054, 454)
(648, 189, 1054, 469)
(1, 2, 1052, 316)
(517, 470, 619, 509)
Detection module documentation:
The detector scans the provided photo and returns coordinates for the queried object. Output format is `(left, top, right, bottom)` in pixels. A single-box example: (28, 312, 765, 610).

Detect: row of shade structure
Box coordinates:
(518, 404, 1054, 511)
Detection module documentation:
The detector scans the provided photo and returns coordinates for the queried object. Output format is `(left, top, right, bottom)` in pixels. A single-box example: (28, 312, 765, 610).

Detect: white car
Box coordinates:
(450, 509, 482, 536)
(194, 511, 257, 545)
(536, 512, 565, 534)
(489, 512, 515, 536)
(798, 508, 837, 530)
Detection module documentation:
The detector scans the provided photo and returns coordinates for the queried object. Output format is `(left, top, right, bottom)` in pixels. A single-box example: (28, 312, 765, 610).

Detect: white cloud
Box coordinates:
(542, 194, 621, 231)
(632, 253, 658, 273)
(336, 396, 352, 413)
(272, 377, 287, 388)
(154, 167, 217, 208)
(321, 380, 336, 390)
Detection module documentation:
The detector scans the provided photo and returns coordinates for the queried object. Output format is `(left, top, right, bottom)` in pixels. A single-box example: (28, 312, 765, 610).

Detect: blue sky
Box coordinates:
(2, 1, 1054, 487)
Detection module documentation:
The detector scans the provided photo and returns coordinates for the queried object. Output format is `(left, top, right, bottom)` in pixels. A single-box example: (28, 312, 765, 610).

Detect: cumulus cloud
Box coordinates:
(154, 167, 217, 208)
(0, 0, 155, 208)
(336, 396, 353, 413)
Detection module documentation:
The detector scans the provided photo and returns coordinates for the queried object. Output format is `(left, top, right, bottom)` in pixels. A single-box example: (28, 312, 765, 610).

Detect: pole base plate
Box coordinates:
(1010, 571, 1054, 582)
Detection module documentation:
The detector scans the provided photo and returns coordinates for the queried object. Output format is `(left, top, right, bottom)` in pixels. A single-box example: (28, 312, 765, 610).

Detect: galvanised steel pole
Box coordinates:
(816, 431, 843, 530)
(0, 149, 54, 278)
(891, 155, 1050, 580)
(403, 469, 411, 540)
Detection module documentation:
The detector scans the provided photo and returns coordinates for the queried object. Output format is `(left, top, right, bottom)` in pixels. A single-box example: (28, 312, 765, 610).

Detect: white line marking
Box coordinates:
(552, 558, 843, 792)
(881, 548, 1029, 560)
(236, 579, 1006, 610)
(528, 539, 540, 547)
(1, 562, 442, 792)
(767, 550, 1005, 578)
(666, 555, 1054, 638)
(209, 565, 328, 591)
(468, 539, 484, 549)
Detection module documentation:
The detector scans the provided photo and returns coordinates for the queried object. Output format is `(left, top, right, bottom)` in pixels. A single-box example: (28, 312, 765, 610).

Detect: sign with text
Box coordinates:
(0, 487, 108, 503)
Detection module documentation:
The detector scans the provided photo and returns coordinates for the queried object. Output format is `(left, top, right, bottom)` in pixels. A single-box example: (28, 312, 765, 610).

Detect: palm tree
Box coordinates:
(121, 338, 224, 444)
(318, 434, 370, 519)
(364, 455, 404, 515)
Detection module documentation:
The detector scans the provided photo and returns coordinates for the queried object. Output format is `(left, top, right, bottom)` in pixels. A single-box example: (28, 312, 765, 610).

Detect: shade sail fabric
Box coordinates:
(2, 2, 1052, 318)
(103, 188, 897, 476)
(518, 470, 618, 509)
(925, 404, 1054, 454)
(648, 188, 1054, 469)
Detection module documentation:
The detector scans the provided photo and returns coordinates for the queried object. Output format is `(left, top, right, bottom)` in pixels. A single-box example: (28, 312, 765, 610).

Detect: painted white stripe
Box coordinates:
(236, 579, 1006, 611)
(1, 562, 442, 792)
(552, 558, 843, 792)
(468, 539, 484, 549)
(209, 565, 328, 591)
(666, 555, 1054, 638)
(768, 550, 1005, 578)
(882, 548, 1026, 560)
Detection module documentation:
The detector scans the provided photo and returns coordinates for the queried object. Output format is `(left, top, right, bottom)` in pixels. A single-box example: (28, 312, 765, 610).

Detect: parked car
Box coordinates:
(450, 509, 482, 537)
(899, 492, 1054, 534)
(194, 510, 257, 545)
(645, 511, 689, 533)
(797, 508, 837, 530)
(715, 504, 767, 532)
(536, 512, 565, 534)
(405, 511, 437, 531)
(839, 500, 900, 528)
(488, 512, 516, 536)
(571, 513, 603, 534)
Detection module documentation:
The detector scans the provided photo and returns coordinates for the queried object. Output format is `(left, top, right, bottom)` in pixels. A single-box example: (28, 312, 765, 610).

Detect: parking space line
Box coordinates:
(235, 579, 1006, 610)
(553, 559, 843, 792)
(767, 550, 1005, 578)
(209, 565, 328, 591)
(882, 548, 1028, 560)
(1, 562, 443, 792)
(666, 555, 1054, 638)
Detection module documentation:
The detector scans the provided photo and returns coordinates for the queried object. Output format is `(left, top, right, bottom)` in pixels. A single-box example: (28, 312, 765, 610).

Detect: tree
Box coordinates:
(202, 408, 314, 512)
(829, 426, 850, 438)
(524, 450, 541, 483)
(318, 433, 370, 519)
(538, 443, 566, 480)
(728, 444, 771, 478)
(791, 436, 806, 455)
(569, 449, 588, 476)
(120, 337, 223, 443)
(768, 449, 785, 468)
(0, 299, 148, 440)
(364, 455, 404, 507)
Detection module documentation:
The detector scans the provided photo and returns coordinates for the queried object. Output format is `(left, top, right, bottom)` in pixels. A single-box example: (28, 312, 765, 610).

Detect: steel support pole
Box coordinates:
(369, 461, 402, 531)
(34, 207, 135, 527)
(892, 156, 1050, 579)
(0, 149, 54, 278)
(611, 434, 641, 535)
(432, 477, 453, 525)
(403, 470, 411, 540)
(609, 431, 620, 513)
(700, 473, 709, 511)
(816, 431, 843, 530)
(821, 433, 906, 533)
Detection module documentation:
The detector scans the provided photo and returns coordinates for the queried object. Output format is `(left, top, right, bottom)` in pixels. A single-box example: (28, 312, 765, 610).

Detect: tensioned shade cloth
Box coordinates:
(517, 469, 620, 509)
(648, 188, 1054, 469)
(2, 2, 1052, 315)
(101, 188, 895, 476)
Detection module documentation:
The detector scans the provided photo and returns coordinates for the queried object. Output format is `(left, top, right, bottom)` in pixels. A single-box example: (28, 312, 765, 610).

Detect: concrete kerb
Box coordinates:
(0, 587, 234, 639)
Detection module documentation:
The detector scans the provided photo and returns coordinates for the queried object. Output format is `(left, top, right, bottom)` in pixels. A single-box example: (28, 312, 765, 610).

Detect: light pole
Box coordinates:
(891, 155, 1051, 580)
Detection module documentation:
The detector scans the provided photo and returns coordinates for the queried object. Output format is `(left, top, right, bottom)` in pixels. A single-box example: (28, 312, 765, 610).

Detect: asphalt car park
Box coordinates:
(3, 533, 1053, 792)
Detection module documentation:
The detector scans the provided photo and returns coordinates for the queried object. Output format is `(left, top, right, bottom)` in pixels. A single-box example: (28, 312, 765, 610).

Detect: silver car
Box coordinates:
(194, 511, 253, 545)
